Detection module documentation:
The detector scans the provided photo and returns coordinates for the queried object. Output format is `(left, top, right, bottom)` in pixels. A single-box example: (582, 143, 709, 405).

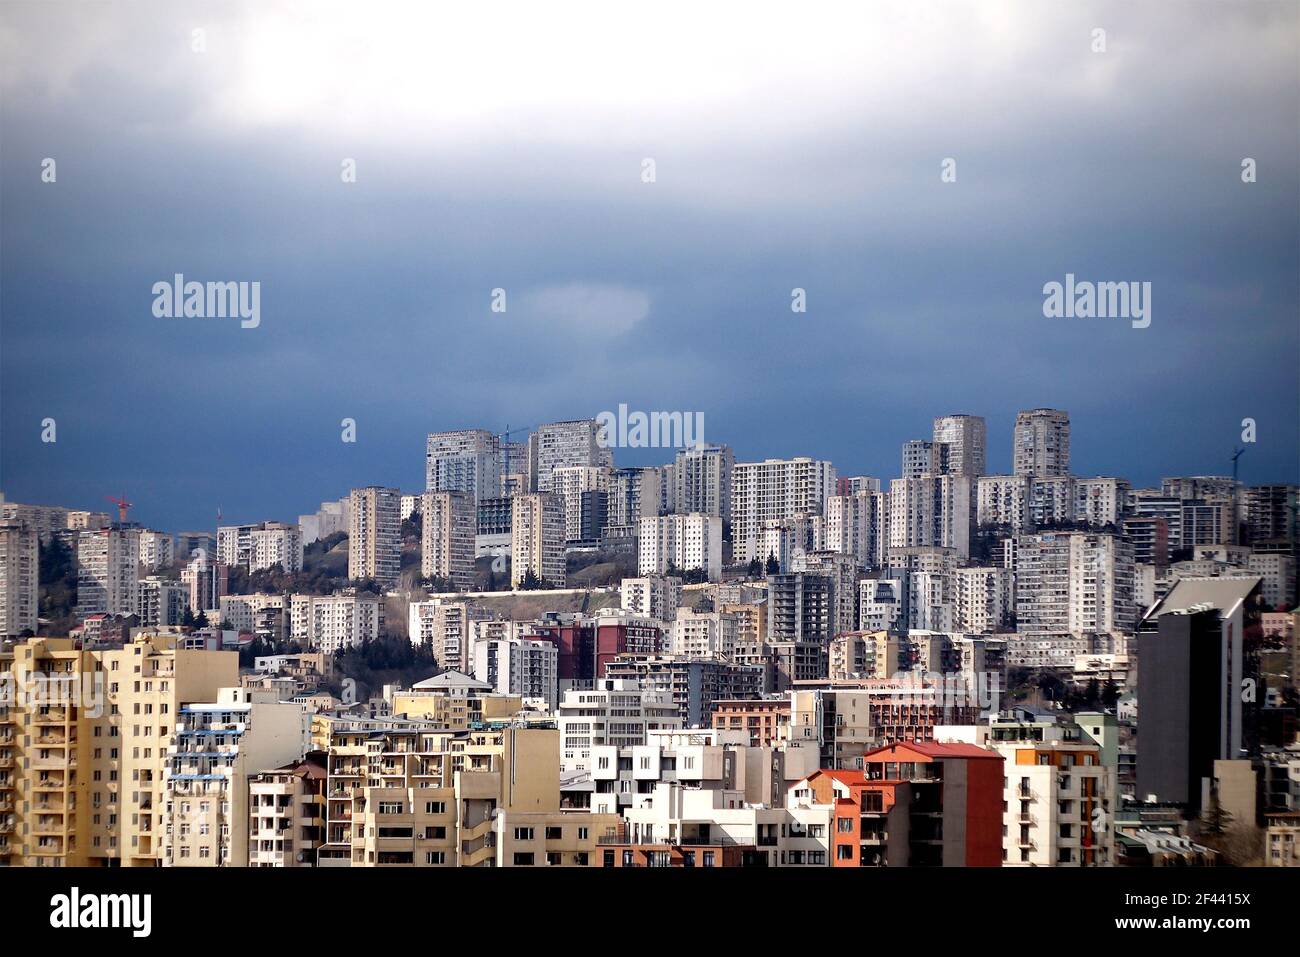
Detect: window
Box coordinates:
(513, 827, 534, 841)
(424, 801, 446, 814)
(545, 827, 562, 840)
(425, 851, 446, 864)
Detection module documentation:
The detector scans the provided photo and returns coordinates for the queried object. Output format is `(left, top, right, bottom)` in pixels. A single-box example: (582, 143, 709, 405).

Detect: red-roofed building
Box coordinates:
(794, 740, 1003, 866)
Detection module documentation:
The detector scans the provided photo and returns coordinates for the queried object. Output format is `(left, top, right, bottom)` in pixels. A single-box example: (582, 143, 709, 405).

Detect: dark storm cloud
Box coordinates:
(1, 0, 1296, 529)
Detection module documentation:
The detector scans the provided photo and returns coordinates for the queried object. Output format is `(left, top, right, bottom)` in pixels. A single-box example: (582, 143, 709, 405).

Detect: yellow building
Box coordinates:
(0, 631, 237, 866)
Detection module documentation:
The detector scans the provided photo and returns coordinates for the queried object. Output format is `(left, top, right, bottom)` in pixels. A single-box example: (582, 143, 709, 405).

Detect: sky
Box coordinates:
(1, 0, 1297, 531)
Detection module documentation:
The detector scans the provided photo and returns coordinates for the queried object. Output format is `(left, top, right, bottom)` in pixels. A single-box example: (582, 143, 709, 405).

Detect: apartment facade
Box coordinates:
(731, 458, 837, 564)
(511, 493, 566, 587)
(0, 522, 39, 637)
(348, 486, 402, 586)
(420, 490, 475, 590)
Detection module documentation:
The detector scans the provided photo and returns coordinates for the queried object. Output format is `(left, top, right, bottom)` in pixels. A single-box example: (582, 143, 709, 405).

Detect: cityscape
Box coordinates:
(0, 0, 1296, 940)
(1, 408, 1298, 872)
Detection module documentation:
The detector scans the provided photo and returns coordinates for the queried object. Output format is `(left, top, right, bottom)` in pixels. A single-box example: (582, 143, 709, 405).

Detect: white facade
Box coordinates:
(621, 576, 683, 624)
(473, 636, 559, 710)
(348, 486, 402, 585)
(731, 458, 837, 563)
(932, 414, 987, 477)
(425, 429, 502, 504)
(558, 679, 683, 771)
(824, 490, 887, 569)
(670, 608, 740, 657)
(250, 522, 304, 573)
(138, 529, 175, 571)
(952, 566, 1014, 634)
(289, 593, 383, 653)
(553, 465, 612, 542)
(672, 444, 734, 521)
(638, 513, 723, 581)
(888, 475, 971, 560)
(77, 525, 140, 617)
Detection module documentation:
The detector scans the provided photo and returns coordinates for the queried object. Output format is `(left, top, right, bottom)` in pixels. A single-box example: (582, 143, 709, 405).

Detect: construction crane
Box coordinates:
(105, 494, 132, 523)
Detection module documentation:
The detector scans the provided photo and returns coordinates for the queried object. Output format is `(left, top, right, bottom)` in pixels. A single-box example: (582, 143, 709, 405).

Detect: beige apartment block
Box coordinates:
(0, 632, 237, 866)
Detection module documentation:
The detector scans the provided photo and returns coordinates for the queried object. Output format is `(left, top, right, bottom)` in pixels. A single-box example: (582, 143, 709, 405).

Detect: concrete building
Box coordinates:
(511, 493, 566, 587)
(1074, 477, 1131, 527)
(0, 522, 39, 637)
(247, 752, 327, 867)
(824, 490, 887, 569)
(0, 632, 238, 866)
(637, 512, 722, 581)
(474, 636, 559, 711)
(553, 465, 612, 542)
(731, 457, 837, 564)
(161, 686, 305, 866)
(249, 522, 304, 573)
(348, 486, 401, 586)
(620, 576, 682, 625)
(419, 490, 475, 590)
(138, 577, 189, 628)
(932, 414, 987, 477)
(607, 466, 666, 529)
(672, 444, 734, 521)
(1015, 531, 1135, 638)
(888, 475, 972, 560)
(137, 529, 174, 571)
(952, 566, 1014, 634)
(1013, 408, 1070, 477)
(77, 524, 140, 617)
(604, 655, 764, 727)
(407, 599, 494, 671)
(425, 429, 502, 505)
(557, 679, 682, 771)
(289, 592, 383, 654)
(529, 419, 610, 493)
(996, 740, 1114, 866)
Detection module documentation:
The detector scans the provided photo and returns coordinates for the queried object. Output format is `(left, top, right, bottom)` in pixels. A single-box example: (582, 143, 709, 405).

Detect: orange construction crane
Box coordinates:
(105, 494, 132, 523)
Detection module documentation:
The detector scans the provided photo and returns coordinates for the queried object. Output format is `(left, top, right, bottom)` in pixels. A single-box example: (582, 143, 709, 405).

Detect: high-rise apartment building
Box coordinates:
(0, 522, 38, 637)
(824, 490, 887, 569)
(474, 636, 559, 710)
(511, 493, 566, 587)
(637, 513, 723, 581)
(888, 475, 972, 560)
(1013, 408, 1070, 477)
(77, 525, 141, 617)
(420, 490, 475, 590)
(249, 522, 304, 573)
(348, 486, 401, 586)
(673, 444, 734, 521)
(1014, 532, 1135, 638)
(0, 632, 238, 866)
(932, 414, 987, 477)
(732, 458, 837, 563)
(552, 466, 612, 542)
(137, 529, 175, 571)
(425, 429, 502, 505)
(901, 440, 939, 479)
(288, 592, 384, 654)
(606, 466, 666, 529)
(528, 419, 610, 493)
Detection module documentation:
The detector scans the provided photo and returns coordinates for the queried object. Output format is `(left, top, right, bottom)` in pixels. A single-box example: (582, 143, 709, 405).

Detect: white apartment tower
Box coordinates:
(552, 465, 612, 542)
(887, 475, 972, 560)
(348, 486, 402, 586)
(529, 419, 611, 493)
(77, 525, 140, 617)
(824, 491, 887, 568)
(731, 458, 838, 563)
(511, 493, 566, 587)
(420, 490, 475, 590)
(250, 522, 304, 573)
(1014, 408, 1071, 477)
(425, 429, 502, 505)
(638, 513, 723, 581)
(1014, 532, 1135, 638)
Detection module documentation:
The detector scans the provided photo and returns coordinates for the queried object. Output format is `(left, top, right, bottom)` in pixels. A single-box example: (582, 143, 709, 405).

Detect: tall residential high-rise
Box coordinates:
(77, 524, 141, 617)
(1014, 531, 1135, 638)
(0, 522, 38, 637)
(673, 444, 734, 522)
(528, 419, 611, 493)
(0, 632, 239, 866)
(348, 486, 402, 586)
(499, 439, 529, 496)
(249, 522, 304, 573)
(823, 490, 887, 569)
(425, 429, 503, 505)
(887, 475, 972, 560)
(552, 465, 612, 542)
(901, 440, 939, 479)
(731, 457, 838, 563)
(511, 493, 566, 587)
(1013, 408, 1070, 477)
(932, 414, 987, 477)
(420, 490, 475, 590)
(607, 466, 666, 529)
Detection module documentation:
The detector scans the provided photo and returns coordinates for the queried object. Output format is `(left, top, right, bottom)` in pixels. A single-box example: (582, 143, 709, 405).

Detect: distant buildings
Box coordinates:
(1013, 408, 1070, 477)
(348, 486, 401, 586)
(425, 429, 502, 504)
(511, 493, 566, 587)
(77, 524, 140, 617)
(0, 522, 38, 636)
(529, 419, 610, 493)
(731, 457, 837, 564)
(672, 444, 734, 521)
(420, 490, 475, 590)
(637, 513, 722, 581)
